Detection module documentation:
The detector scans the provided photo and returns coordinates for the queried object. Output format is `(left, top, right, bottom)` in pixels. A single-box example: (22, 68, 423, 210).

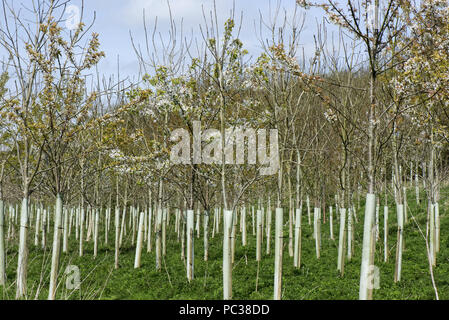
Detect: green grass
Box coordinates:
(1, 185, 448, 300)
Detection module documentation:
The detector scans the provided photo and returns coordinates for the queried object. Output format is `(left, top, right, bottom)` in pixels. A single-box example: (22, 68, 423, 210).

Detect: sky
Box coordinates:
(1, 0, 336, 86)
(65, 0, 332, 82)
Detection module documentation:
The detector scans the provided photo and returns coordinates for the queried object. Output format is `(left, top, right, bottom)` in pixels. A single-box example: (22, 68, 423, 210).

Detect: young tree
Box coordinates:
(294, 0, 412, 299)
(26, 11, 105, 298)
(0, 0, 58, 298)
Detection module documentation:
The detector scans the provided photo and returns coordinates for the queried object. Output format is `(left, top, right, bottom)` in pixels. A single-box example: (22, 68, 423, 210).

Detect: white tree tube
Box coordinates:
(359, 193, 376, 300)
(415, 172, 419, 204)
(241, 206, 247, 246)
(94, 208, 99, 258)
(134, 211, 145, 268)
(394, 204, 404, 282)
(0, 200, 6, 285)
(119, 206, 126, 247)
(216, 208, 220, 234)
(204, 210, 209, 261)
(294, 207, 302, 268)
(337, 208, 346, 273)
(155, 206, 163, 270)
(180, 211, 185, 261)
(329, 206, 334, 240)
(196, 207, 200, 239)
(266, 204, 272, 254)
(42, 208, 47, 248)
(274, 208, 283, 300)
(212, 209, 216, 238)
(48, 194, 63, 300)
(223, 210, 233, 300)
(307, 196, 311, 225)
(430, 203, 435, 266)
(79, 207, 84, 256)
(162, 208, 167, 256)
(186, 209, 194, 281)
(256, 209, 262, 261)
(104, 208, 108, 245)
(403, 186, 408, 224)
(314, 208, 320, 259)
(114, 206, 120, 269)
(251, 206, 255, 236)
(347, 207, 352, 260)
(69, 208, 74, 238)
(75, 207, 79, 240)
(384, 206, 388, 263)
(231, 210, 237, 264)
(131, 207, 136, 246)
(144, 209, 147, 243)
(147, 207, 152, 253)
(435, 202, 440, 253)
(34, 207, 41, 247)
(375, 200, 380, 241)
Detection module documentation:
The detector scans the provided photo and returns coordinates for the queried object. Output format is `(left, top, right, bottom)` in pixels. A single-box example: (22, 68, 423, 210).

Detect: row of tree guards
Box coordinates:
(0, 169, 441, 300)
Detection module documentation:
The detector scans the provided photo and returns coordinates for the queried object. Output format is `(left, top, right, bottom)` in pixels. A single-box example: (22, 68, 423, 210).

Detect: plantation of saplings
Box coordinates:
(0, 0, 449, 300)
(1, 186, 449, 299)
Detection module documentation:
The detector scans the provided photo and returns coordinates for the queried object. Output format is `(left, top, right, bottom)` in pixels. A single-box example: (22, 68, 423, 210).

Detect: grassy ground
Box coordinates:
(1, 185, 448, 300)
